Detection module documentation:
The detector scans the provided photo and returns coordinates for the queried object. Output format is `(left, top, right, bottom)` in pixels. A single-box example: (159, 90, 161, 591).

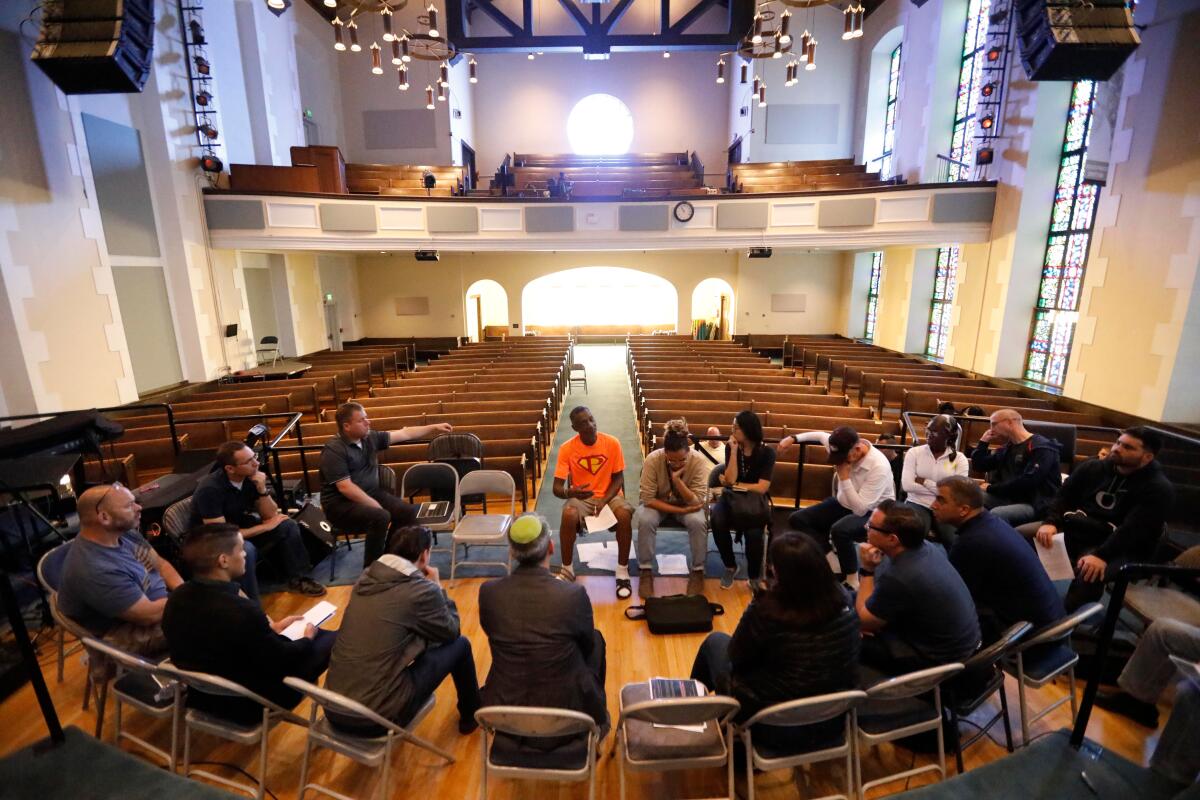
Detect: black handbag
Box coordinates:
(294, 502, 335, 564)
(625, 594, 725, 635)
(726, 488, 771, 529)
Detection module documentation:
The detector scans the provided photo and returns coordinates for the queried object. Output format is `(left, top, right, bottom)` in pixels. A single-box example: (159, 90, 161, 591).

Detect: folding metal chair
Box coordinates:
(401, 462, 461, 554)
(569, 363, 588, 394)
(35, 542, 73, 683)
(943, 622, 1032, 773)
(174, 668, 308, 799)
(1003, 602, 1103, 745)
(283, 677, 454, 800)
(855, 663, 964, 798)
(81, 637, 186, 772)
(450, 470, 515, 579)
(474, 706, 602, 800)
(613, 682, 740, 800)
(735, 689, 868, 800)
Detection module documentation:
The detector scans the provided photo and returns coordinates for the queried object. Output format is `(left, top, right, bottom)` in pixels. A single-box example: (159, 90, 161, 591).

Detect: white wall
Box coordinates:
(734, 251, 846, 334)
(471, 52, 730, 181)
(294, 2, 347, 152)
(745, 6, 862, 163)
(317, 253, 363, 343)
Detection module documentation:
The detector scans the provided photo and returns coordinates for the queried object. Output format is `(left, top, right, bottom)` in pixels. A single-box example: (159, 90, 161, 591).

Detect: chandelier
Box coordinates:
(717, 0, 863, 102)
(324, 0, 478, 107)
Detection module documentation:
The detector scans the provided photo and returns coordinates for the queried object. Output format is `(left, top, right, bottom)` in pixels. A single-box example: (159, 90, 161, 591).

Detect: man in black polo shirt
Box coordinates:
(192, 441, 325, 597)
(319, 402, 452, 567)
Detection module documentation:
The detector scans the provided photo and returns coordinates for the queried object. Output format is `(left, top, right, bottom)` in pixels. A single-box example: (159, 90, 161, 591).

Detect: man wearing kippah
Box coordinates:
(478, 514, 609, 745)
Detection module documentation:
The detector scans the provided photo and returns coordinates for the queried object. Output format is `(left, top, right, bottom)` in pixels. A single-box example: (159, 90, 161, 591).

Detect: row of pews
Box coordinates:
(728, 158, 894, 193)
(229, 145, 467, 197)
(503, 152, 710, 199)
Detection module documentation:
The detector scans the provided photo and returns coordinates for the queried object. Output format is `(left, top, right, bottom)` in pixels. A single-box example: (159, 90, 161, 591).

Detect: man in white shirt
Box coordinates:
(778, 425, 896, 581)
(901, 415, 969, 545)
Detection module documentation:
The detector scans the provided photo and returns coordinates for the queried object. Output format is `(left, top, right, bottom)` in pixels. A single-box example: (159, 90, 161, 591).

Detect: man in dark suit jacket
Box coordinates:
(478, 514, 609, 742)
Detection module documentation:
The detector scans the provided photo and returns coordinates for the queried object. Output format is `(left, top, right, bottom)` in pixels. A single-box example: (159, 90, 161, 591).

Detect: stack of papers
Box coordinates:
(656, 554, 690, 575)
(281, 600, 337, 641)
(576, 540, 620, 572)
(1035, 532, 1075, 581)
(583, 504, 617, 533)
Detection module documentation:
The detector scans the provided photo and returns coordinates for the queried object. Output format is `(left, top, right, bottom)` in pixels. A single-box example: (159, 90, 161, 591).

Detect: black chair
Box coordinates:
(943, 621, 1032, 773)
(1023, 421, 1077, 469)
(256, 335, 280, 366)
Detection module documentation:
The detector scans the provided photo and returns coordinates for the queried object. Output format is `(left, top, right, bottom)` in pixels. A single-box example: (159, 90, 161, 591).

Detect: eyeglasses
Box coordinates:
(866, 524, 894, 536)
(94, 481, 124, 513)
(234, 454, 259, 467)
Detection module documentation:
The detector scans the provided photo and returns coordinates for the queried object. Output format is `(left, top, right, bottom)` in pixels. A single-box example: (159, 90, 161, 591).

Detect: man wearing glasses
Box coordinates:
(59, 482, 183, 657)
(1023, 426, 1175, 610)
(192, 441, 325, 597)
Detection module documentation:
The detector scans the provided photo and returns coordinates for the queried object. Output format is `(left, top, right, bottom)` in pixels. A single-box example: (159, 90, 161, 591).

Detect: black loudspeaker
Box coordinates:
(1016, 0, 1139, 81)
(30, 0, 155, 94)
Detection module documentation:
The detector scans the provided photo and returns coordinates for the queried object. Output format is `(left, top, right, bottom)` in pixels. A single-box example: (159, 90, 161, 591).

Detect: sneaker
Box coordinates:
(638, 569, 655, 600)
(686, 570, 705, 597)
(720, 567, 736, 590)
(458, 716, 480, 736)
(555, 566, 577, 582)
(1094, 690, 1159, 728)
(289, 577, 327, 597)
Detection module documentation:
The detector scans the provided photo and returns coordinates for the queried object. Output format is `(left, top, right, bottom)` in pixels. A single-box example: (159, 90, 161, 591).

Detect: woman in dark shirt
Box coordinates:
(711, 410, 776, 590)
(692, 532, 861, 749)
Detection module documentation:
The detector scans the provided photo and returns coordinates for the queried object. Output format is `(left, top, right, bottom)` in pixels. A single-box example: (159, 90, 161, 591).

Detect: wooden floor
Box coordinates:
(0, 574, 1161, 800)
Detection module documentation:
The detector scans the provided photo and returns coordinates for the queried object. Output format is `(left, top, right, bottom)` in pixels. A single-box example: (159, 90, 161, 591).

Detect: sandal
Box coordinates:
(615, 578, 632, 600)
(555, 567, 577, 582)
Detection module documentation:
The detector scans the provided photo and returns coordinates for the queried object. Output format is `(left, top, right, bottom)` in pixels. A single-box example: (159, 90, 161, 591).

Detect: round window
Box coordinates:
(566, 93, 634, 155)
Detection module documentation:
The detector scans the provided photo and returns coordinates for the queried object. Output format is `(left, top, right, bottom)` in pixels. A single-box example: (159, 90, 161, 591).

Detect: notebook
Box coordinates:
(281, 600, 337, 641)
(417, 501, 451, 519)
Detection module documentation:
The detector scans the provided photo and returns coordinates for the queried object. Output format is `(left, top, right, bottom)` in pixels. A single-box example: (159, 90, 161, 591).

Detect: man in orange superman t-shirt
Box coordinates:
(553, 406, 635, 599)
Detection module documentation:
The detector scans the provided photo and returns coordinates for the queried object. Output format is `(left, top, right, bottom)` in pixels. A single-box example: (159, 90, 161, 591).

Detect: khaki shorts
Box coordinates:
(564, 495, 634, 526)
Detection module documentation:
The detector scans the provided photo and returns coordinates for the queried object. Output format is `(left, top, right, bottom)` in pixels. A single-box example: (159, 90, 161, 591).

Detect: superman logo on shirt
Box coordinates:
(576, 454, 609, 475)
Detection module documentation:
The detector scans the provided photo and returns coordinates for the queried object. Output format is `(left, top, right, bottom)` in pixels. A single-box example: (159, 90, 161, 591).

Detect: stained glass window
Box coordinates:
(1024, 80, 1099, 386)
(948, 0, 991, 181)
(864, 251, 883, 341)
(879, 44, 902, 179)
(925, 246, 960, 358)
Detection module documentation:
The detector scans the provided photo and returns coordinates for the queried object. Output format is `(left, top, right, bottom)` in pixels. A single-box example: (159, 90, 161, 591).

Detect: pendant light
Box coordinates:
(468, 57, 478, 83)
(439, 61, 449, 87)
(348, 19, 361, 52)
(332, 17, 345, 51)
(381, 6, 395, 41)
(740, 63, 748, 84)
(843, 6, 854, 40)
(398, 64, 409, 90)
(758, 85, 767, 107)
(425, 85, 435, 109)
(772, 31, 782, 58)
(806, 38, 817, 70)
(399, 33, 411, 62)
(751, 12, 763, 45)
(779, 9, 792, 45)
(716, 58, 725, 84)
(370, 42, 383, 74)
(391, 39, 402, 65)
(426, 3, 440, 38)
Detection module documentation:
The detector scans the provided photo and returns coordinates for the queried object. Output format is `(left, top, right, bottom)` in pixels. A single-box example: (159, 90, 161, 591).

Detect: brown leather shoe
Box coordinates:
(638, 569, 655, 599)
(686, 570, 705, 597)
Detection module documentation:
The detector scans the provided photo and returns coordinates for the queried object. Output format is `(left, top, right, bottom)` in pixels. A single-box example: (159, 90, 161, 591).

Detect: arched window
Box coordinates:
(948, 0, 991, 181)
(1024, 80, 1100, 386)
(566, 94, 634, 155)
(879, 44, 902, 179)
(925, 246, 960, 359)
(864, 252, 883, 341)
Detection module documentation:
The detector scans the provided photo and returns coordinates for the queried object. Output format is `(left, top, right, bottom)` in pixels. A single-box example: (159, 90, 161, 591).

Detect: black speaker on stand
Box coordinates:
(30, 0, 156, 94)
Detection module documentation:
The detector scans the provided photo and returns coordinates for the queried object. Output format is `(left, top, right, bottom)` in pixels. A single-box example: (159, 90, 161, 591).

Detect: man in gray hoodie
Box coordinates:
(324, 526, 481, 735)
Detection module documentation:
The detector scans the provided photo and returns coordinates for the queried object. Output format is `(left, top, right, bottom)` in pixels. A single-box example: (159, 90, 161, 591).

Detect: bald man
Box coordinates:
(968, 409, 1061, 526)
(58, 483, 184, 657)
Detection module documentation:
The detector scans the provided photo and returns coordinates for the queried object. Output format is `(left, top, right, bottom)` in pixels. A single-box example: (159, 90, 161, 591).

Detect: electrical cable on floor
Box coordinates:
(188, 762, 279, 800)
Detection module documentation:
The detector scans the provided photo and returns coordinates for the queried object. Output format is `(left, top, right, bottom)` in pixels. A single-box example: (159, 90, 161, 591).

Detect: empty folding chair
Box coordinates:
(175, 668, 308, 799)
(81, 637, 186, 772)
(401, 462, 461, 554)
(569, 363, 587, 394)
(35, 542, 73, 683)
(943, 622, 1032, 773)
(450, 470, 516, 579)
(474, 706, 602, 800)
(1003, 602, 1103, 745)
(283, 677, 454, 800)
(257, 336, 280, 366)
(855, 663, 964, 798)
(735, 689, 867, 800)
(613, 682, 740, 800)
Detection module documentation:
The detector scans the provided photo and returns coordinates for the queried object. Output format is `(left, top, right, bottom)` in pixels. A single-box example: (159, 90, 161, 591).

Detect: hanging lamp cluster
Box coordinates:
(326, 0, 477, 109)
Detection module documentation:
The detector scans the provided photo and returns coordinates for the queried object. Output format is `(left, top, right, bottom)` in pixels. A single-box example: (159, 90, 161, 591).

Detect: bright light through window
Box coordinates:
(566, 94, 634, 155)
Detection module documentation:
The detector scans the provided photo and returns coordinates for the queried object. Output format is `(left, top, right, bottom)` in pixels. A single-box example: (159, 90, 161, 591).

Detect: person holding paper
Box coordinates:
(634, 419, 711, 597)
(319, 402, 453, 569)
(552, 406, 635, 599)
(1093, 619, 1200, 786)
(162, 524, 336, 725)
(325, 526, 481, 736)
(1023, 426, 1175, 611)
(931, 477, 1063, 644)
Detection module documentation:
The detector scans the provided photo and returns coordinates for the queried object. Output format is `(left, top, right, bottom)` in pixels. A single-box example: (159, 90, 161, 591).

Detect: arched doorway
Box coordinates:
(691, 278, 735, 340)
(521, 267, 678, 336)
(464, 279, 509, 342)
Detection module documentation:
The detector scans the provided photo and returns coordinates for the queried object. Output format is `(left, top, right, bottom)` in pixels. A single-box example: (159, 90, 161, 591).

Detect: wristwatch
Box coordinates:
(857, 568, 875, 578)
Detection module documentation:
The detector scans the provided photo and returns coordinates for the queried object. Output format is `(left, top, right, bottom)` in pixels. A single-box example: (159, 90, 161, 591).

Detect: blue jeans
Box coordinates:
(397, 635, 481, 727)
(788, 497, 870, 576)
(982, 493, 1037, 526)
(238, 539, 260, 602)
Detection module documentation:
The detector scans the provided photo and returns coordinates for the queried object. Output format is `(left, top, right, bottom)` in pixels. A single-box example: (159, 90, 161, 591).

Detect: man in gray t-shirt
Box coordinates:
(318, 402, 452, 567)
(58, 483, 182, 659)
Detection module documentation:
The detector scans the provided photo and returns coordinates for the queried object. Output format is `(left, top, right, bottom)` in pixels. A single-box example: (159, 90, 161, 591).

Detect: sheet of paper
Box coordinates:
(656, 554, 690, 576)
(649, 678, 709, 733)
(576, 541, 612, 564)
(1170, 656, 1200, 689)
(584, 503, 618, 533)
(586, 552, 619, 573)
(1036, 532, 1075, 582)
(282, 600, 337, 641)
